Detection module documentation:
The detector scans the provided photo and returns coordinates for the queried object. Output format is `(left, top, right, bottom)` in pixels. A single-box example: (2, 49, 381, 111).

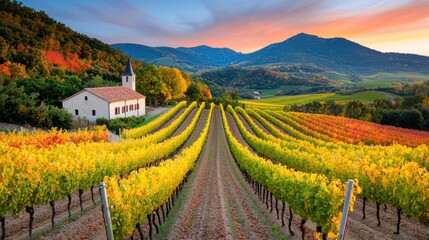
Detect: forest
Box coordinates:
(0, 0, 211, 129)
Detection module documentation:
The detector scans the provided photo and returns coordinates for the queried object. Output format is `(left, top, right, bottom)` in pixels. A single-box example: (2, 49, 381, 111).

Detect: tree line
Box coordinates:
(286, 81, 429, 130)
(0, 63, 212, 129)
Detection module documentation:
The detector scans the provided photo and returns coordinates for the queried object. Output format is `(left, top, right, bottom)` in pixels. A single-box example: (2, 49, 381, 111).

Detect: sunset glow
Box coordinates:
(21, 0, 429, 56)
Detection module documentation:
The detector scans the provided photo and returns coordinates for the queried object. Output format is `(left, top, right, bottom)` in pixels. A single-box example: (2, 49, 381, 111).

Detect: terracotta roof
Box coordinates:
(123, 59, 135, 76)
(85, 86, 145, 103)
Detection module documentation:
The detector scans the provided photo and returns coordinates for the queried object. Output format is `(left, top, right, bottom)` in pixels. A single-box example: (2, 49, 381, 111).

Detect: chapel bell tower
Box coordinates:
(122, 58, 136, 91)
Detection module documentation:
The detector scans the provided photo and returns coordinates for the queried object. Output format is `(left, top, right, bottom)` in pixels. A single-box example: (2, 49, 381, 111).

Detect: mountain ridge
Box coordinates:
(112, 33, 429, 74)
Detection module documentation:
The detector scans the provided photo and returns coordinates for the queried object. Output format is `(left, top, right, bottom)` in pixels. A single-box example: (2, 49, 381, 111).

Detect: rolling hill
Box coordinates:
(111, 43, 244, 72)
(113, 33, 429, 74)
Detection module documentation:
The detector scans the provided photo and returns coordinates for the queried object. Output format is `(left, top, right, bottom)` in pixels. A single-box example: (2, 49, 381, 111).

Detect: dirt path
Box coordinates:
(0, 122, 35, 132)
(236, 113, 257, 135)
(3, 188, 101, 240)
(178, 110, 208, 149)
(169, 109, 197, 138)
(149, 108, 186, 135)
(167, 109, 284, 239)
(146, 107, 170, 118)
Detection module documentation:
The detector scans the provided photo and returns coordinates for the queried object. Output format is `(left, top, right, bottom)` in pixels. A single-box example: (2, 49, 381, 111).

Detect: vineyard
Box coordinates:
(0, 102, 428, 239)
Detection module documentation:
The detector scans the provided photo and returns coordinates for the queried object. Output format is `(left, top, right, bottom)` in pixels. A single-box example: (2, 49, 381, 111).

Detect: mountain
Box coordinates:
(245, 33, 429, 74)
(112, 43, 243, 72)
(113, 33, 429, 74)
(0, 0, 133, 80)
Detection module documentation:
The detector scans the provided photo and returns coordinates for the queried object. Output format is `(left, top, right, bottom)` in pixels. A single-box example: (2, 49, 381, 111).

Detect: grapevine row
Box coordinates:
(286, 111, 429, 147)
(240, 107, 334, 149)
(228, 106, 429, 223)
(302, 111, 429, 145)
(104, 103, 214, 239)
(121, 101, 197, 147)
(125, 100, 187, 139)
(0, 125, 108, 149)
(221, 104, 359, 237)
(245, 108, 429, 170)
(248, 108, 335, 146)
(0, 102, 206, 218)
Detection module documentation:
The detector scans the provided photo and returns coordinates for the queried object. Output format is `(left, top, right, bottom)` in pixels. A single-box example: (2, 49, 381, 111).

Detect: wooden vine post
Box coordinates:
(99, 182, 114, 240)
(338, 179, 354, 240)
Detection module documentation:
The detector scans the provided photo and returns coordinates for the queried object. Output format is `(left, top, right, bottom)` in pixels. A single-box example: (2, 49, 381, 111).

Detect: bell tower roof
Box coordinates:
(123, 58, 135, 76)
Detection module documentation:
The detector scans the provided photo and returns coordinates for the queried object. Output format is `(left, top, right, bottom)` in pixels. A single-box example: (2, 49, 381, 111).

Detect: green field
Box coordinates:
(320, 71, 429, 88)
(242, 86, 311, 98)
(319, 71, 429, 88)
(321, 71, 352, 84)
(355, 72, 429, 88)
(241, 91, 393, 110)
(134, 113, 161, 128)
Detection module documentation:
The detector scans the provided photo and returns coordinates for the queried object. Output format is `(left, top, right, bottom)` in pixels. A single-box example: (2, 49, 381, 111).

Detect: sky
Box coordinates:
(20, 0, 429, 56)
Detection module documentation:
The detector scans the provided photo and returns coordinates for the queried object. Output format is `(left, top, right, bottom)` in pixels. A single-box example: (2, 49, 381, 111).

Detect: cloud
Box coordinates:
(158, 0, 326, 51)
(20, 0, 429, 55)
(159, 0, 429, 53)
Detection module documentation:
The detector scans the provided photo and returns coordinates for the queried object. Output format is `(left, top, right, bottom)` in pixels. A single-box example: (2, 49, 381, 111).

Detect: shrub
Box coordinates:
(96, 117, 109, 126)
(108, 116, 145, 134)
(397, 109, 424, 130)
(47, 106, 73, 129)
(73, 117, 89, 129)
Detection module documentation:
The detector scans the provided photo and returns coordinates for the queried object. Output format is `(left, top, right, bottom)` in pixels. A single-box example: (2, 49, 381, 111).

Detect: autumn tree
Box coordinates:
(344, 100, 372, 121)
(158, 66, 190, 100)
(6, 61, 28, 80)
(186, 82, 212, 102)
(136, 65, 163, 107)
(0, 36, 9, 60)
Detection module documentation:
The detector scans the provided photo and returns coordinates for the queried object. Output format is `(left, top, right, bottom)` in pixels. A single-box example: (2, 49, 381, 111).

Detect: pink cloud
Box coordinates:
(162, 0, 429, 54)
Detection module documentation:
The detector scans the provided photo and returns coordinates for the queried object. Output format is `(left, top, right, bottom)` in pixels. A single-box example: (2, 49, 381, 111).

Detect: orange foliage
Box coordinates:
(45, 50, 67, 67)
(67, 53, 78, 60)
(44, 50, 91, 73)
(99, 60, 109, 69)
(201, 89, 212, 99)
(0, 64, 11, 76)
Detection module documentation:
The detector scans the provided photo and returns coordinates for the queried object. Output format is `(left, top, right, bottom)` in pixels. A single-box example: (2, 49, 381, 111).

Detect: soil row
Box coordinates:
(166, 109, 299, 239)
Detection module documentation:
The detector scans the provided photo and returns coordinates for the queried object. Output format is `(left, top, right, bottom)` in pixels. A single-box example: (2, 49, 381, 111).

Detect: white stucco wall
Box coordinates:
(63, 90, 146, 122)
(63, 91, 109, 123)
(109, 98, 146, 120)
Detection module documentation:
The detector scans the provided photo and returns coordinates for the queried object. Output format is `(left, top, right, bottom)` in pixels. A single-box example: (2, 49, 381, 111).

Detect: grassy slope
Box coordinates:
(321, 71, 352, 84)
(320, 71, 429, 88)
(133, 113, 161, 128)
(355, 72, 429, 88)
(241, 91, 390, 110)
